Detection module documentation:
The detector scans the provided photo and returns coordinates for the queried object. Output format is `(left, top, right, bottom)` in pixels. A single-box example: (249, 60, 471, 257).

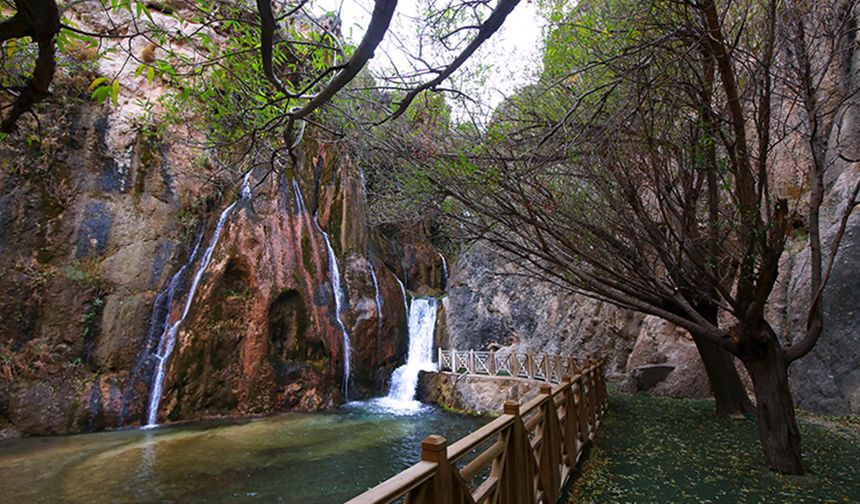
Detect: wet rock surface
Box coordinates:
(417, 371, 541, 414)
(0, 111, 427, 434)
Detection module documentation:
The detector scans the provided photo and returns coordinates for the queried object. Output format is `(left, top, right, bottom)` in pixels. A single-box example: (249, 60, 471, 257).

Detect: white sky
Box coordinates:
(314, 0, 545, 120)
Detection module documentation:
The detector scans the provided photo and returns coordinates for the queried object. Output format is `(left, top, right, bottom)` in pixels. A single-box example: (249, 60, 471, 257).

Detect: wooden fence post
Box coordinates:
(575, 377, 589, 444)
(561, 375, 580, 469)
(537, 384, 562, 503)
(420, 435, 450, 504)
(600, 362, 608, 413)
(498, 401, 537, 504)
(527, 353, 534, 380)
(489, 350, 496, 375)
(585, 364, 596, 437)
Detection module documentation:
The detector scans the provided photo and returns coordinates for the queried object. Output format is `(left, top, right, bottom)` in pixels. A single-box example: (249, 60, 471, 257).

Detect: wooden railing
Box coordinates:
(438, 349, 578, 384)
(346, 358, 607, 504)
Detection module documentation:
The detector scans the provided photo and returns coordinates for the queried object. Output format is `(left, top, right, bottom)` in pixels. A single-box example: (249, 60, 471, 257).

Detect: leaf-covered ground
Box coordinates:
(570, 391, 860, 503)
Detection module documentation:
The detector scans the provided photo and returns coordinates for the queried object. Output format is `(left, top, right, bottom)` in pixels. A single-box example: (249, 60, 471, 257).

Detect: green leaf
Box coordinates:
(111, 79, 120, 105)
(147, 66, 155, 84)
(88, 77, 108, 91)
(135, 1, 153, 21)
(91, 85, 111, 104)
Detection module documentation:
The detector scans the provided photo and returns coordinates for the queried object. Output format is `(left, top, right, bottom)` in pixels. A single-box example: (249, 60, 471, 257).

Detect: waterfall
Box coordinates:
(311, 213, 351, 400)
(291, 178, 306, 213)
(369, 262, 383, 338)
(438, 253, 448, 290)
(119, 228, 204, 425)
(383, 297, 438, 408)
(144, 200, 238, 428)
(359, 168, 368, 194)
(395, 276, 408, 313)
(292, 177, 351, 398)
(319, 225, 351, 399)
(240, 170, 252, 200)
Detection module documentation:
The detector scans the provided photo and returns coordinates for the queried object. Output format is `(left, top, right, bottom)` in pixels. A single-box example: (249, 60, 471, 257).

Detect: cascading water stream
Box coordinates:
(438, 253, 448, 290)
(299, 178, 352, 399)
(379, 297, 438, 412)
(240, 170, 252, 200)
(144, 172, 252, 428)
(145, 201, 237, 427)
(291, 177, 306, 213)
(318, 224, 351, 399)
(369, 262, 383, 339)
(119, 231, 203, 424)
(395, 276, 408, 313)
(144, 204, 238, 427)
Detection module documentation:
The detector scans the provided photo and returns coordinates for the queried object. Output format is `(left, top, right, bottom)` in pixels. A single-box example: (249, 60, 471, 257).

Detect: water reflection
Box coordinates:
(0, 403, 485, 503)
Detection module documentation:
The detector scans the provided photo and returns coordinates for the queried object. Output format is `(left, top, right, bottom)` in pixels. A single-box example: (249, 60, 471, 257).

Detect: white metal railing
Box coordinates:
(437, 349, 580, 384)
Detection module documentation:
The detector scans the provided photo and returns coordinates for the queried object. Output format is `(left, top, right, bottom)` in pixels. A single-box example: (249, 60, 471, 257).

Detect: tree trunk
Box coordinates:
(692, 334, 755, 417)
(742, 337, 804, 474)
(691, 301, 754, 417)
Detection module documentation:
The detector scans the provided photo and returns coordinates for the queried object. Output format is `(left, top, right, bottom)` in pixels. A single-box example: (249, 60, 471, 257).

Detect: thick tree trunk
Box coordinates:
(742, 337, 804, 474)
(692, 334, 754, 417)
(691, 302, 754, 417)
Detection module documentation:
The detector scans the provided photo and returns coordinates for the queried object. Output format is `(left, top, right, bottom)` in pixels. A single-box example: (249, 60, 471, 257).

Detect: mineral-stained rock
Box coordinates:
(0, 117, 421, 434)
(9, 382, 71, 436)
(417, 371, 541, 414)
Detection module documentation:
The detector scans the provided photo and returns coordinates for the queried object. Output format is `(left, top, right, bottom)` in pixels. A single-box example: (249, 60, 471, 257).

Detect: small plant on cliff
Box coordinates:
(223, 285, 251, 300)
(64, 256, 103, 288)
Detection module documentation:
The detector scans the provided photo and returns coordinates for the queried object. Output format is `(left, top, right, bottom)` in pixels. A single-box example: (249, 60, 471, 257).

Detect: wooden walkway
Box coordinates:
(346, 352, 607, 504)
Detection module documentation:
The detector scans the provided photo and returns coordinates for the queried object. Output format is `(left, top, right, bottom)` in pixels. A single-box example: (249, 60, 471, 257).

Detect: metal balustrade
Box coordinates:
(438, 349, 582, 385)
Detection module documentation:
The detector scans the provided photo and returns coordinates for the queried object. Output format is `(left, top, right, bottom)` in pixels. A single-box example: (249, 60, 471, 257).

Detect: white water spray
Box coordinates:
(382, 297, 438, 410)
(369, 263, 383, 338)
(305, 191, 352, 399)
(240, 171, 252, 200)
(145, 201, 238, 427)
(395, 276, 408, 313)
(438, 253, 448, 289)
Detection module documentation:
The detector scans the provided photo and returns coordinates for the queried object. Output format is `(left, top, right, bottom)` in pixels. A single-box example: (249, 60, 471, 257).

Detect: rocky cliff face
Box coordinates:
(441, 169, 859, 414)
(0, 92, 454, 436)
(441, 6, 860, 415)
(439, 242, 711, 399)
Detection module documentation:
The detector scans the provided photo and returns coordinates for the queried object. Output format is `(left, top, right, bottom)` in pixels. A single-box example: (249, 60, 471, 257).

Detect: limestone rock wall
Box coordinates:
(441, 5, 860, 414)
(0, 105, 426, 435)
(439, 242, 641, 377)
(441, 168, 858, 414)
(416, 371, 541, 414)
(0, 74, 449, 436)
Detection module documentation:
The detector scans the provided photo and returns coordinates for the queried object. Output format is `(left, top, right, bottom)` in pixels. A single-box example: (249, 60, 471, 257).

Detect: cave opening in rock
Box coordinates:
(222, 257, 251, 298)
(268, 290, 324, 379)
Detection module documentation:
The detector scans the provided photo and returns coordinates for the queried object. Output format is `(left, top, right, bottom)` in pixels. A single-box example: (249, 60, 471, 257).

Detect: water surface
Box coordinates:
(0, 401, 486, 503)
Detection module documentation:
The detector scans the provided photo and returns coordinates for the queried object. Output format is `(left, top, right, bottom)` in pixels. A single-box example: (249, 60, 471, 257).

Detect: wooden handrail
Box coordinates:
(345, 354, 608, 504)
